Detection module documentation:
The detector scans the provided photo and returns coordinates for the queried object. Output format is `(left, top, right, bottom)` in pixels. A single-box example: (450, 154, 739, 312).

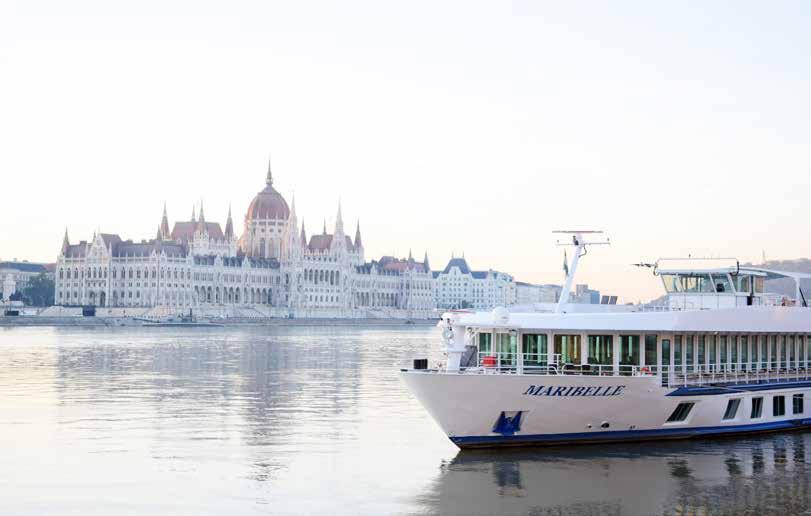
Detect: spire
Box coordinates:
(334, 200, 344, 236)
(354, 221, 363, 248)
(224, 203, 234, 239)
(156, 225, 163, 241)
(160, 202, 170, 239)
(191, 205, 196, 224)
(423, 251, 430, 270)
(290, 193, 296, 218)
(61, 228, 70, 254)
(266, 155, 273, 186)
(323, 219, 327, 235)
(408, 248, 413, 261)
(197, 200, 207, 234)
(300, 220, 307, 248)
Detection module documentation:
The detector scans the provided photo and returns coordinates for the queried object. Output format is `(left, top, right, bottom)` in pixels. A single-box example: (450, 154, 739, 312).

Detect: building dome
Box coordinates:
(245, 172, 290, 221)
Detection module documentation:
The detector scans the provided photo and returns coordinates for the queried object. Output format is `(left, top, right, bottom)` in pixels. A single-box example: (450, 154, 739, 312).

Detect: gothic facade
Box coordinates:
(54, 164, 435, 318)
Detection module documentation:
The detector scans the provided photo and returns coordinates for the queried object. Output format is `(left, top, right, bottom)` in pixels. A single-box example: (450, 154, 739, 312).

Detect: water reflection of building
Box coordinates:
(417, 435, 811, 515)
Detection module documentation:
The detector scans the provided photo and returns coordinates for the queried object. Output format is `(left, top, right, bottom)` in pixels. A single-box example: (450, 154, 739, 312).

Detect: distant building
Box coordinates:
(433, 257, 516, 310)
(0, 261, 54, 301)
(54, 163, 435, 318)
(516, 282, 560, 304)
(571, 283, 601, 304)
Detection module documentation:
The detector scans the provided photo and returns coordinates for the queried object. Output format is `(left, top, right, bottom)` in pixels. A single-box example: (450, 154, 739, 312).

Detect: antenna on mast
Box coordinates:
(553, 230, 610, 313)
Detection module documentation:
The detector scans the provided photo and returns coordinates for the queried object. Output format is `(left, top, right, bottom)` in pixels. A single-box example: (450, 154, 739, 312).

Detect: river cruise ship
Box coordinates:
(401, 232, 811, 448)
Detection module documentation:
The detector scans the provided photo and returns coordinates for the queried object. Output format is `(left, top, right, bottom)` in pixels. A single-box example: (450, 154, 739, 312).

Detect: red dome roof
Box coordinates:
(246, 184, 290, 220)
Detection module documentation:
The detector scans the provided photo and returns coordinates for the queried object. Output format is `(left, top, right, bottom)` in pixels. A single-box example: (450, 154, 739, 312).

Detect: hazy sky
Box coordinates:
(1, 1, 810, 302)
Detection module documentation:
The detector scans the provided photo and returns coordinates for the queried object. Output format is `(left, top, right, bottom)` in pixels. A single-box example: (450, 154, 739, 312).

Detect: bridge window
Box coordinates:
(710, 273, 732, 293)
(722, 399, 741, 420)
(773, 395, 786, 417)
(751, 397, 763, 419)
(666, 402, 695, 423)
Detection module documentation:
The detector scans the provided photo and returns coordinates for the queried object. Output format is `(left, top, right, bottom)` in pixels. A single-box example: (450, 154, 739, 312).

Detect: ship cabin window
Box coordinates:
(751, 397, 763, 419)
(644, 335, 658, 367)
(666, 402, 695, 423)
(723, 399, 741, 420)
(554, 335, 581, 365)
(521, 334, 548, 368)
(793, 394, 804, 415)
(495, 333, 517, 368)
(773, 396, 786, 417)
(698, 336, 706, 370)
(661, 274, 681, 293)
(674, 337, 683, 372)
(587, 335, 612, 367)
(619, 335, 640, 373)
(479, 333, 492, 356)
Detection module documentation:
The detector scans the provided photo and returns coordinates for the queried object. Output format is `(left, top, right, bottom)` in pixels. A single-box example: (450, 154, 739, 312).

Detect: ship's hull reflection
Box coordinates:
(418, 432, 811, 515)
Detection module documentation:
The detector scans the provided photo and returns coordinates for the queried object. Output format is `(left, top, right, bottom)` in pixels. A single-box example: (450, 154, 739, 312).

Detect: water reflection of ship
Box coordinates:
(417, 433, 811, 515)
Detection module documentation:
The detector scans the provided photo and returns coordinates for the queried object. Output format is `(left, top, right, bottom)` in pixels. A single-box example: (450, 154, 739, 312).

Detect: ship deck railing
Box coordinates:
(422, 355, 811, 388)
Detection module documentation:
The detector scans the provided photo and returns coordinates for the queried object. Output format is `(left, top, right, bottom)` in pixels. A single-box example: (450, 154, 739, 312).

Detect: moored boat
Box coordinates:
(401, 232, 811, 448)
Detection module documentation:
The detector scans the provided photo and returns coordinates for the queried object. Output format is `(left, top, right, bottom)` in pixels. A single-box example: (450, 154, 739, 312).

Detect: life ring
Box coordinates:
(640, 366, 651, 375)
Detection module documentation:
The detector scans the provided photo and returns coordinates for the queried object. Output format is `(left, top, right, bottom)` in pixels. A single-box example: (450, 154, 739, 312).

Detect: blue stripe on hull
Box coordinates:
(667, 380, 811, 396)
(450, 418, 811, 448)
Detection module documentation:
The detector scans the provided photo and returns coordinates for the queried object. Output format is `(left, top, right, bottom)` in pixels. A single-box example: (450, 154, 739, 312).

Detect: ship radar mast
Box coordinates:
(553, 230, 610, 313)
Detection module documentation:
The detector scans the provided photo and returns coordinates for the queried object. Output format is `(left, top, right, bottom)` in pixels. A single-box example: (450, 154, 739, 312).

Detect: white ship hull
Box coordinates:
(402, 371, 811, 448)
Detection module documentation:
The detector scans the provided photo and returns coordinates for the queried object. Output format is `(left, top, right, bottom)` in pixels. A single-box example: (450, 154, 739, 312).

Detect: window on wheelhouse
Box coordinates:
(587, 335, 612, 373)
(710, 273, 732, 294)
(554, 335, 581, 365)
(619, 335, 640, 374)
(661, 274, 681, 293)
(521, 334, 548, 369)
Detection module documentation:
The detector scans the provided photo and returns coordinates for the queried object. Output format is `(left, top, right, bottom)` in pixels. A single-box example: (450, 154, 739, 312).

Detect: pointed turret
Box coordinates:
(354, 221, 363, 249)
(322, 219, 327, 235)
(224, 204, 234, 239)
(266, 155, 273, 186)
(61, 228, 70, 254)
(196, 200, 207, 235)
(408, 249, 414, 261)
(159, 202, 170, 240)
(334, 200, 344, 236)
(191, 205, 197, 224)
(156, 225, 163, 241)
(300, 220, 307, 248)
(423, 251, 430, 270)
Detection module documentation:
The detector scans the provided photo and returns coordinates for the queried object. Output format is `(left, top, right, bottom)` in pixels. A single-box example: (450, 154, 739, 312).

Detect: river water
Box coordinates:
(1, 325, 810, 515)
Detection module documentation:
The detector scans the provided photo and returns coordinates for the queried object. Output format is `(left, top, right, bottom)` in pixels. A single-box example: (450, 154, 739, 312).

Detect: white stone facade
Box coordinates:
(54, 164, 435, 319)
(432, 257, 516, 310)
